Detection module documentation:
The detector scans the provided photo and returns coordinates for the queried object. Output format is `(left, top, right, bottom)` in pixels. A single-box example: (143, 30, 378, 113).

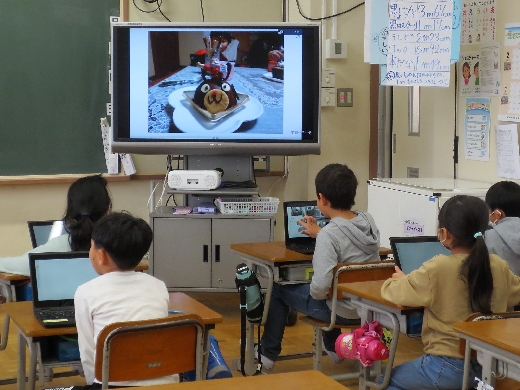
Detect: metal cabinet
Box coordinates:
(150, 208, 274, 290)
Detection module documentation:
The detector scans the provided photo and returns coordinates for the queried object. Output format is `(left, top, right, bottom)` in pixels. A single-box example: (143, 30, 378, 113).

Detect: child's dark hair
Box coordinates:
(91, 212, 153, 270)
(64, 175, 112, 251)
(485, 181, 520, 217)
(438, 195, 493, 314)
(315, 164, 358, 210)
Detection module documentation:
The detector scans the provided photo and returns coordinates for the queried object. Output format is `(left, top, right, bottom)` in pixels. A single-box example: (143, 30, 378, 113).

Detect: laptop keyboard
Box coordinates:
(287, 244, 315, 254)
(38, 310, 75, 321)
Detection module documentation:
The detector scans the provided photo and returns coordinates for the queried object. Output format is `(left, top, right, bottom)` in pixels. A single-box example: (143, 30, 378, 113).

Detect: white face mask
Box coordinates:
(489, 210, 502, 227)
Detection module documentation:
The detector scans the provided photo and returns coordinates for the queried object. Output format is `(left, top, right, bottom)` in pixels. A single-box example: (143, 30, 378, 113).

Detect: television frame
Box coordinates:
(110, 21, 321, 156)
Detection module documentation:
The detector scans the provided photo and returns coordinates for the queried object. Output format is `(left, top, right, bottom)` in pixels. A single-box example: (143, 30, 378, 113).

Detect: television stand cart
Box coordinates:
(149, 155, 277, 291)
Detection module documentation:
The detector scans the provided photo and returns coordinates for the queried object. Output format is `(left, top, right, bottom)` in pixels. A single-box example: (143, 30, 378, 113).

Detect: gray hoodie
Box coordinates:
(310, 210, 380, 319)
(485, 217, 520, 276)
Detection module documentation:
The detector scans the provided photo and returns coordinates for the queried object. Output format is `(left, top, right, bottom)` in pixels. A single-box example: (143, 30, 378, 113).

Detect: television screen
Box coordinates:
(110, 22, 321, 156)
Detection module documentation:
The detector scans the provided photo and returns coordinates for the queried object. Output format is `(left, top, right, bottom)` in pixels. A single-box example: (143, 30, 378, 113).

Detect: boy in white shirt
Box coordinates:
(74, 212, 171, 388)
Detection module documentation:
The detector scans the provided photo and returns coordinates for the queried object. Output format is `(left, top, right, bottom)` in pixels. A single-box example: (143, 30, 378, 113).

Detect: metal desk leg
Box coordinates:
(17, 330, 37, 390)
(28, 339, 37, 390)
(0, 281, 15, 351)
(17, 331, 26, 390)
(201, 329, 210, 381)
(1, 314, 10, 351)
(352, 302, 400, 390)
(462, 340, 471, 390)
(479, 349, 497, 388)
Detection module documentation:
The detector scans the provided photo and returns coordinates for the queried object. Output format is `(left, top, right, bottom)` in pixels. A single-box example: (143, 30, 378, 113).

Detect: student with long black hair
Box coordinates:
(0, 175, 111, 276)
(381, 195, 520, 390)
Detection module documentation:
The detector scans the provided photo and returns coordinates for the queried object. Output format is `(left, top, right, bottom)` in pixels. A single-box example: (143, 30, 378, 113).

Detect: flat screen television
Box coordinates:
(110, 22, 321, 156)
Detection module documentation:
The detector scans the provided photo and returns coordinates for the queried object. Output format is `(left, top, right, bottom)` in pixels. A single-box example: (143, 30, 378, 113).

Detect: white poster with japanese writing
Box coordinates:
(459, 44, 500, 97)
(499, 24, 520, 122)
(464, 97, 490, 161)
(461, 0, 496, 46)
(478, 42, 501, 96)
(495, 124, 520, 179)
(384, 0, 452, 87)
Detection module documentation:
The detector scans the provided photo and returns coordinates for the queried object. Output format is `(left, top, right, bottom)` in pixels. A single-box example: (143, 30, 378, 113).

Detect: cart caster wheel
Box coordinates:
(286, 308, 298, 326)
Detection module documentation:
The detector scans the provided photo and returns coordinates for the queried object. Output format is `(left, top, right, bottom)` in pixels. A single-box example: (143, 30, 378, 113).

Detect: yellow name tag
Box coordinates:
(43, 319, 68, 323)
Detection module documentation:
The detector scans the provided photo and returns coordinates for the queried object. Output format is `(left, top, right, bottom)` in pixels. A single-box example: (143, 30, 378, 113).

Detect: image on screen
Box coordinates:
(34, 258, 99, 301)
(111, 22, 320, 155)
(395, 241, 450, 274)
(286, 205, 329, 239)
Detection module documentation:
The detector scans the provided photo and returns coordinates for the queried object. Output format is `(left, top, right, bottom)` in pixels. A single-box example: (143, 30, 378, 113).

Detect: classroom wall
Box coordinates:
(456, 1, 519, 184)
(126, 0, 375, 236)
(391, 1, 520, 185)
(0, 0, 385, 256)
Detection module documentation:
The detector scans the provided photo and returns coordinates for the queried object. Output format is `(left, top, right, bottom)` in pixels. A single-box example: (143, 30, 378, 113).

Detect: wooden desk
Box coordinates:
(453, 318, 520, 389)
(337, 279, 420, 390)
(125, 370, 349, 390)
(0, 262, 149, 352)
(230, 241, 393, 377)
(3, 292, 222, 390)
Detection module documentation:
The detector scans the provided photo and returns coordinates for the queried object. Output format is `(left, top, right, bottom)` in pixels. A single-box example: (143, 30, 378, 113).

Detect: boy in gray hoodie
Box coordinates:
(257, 164, 380, 370)
(485, 181, 520, 276)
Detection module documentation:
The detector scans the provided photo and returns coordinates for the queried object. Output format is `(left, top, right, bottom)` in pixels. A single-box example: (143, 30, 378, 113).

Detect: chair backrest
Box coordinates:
(329, 260, 395, 297)
(458, 311, 520, 357)
(314, 260, 395, 332)
(95, 314, 204, 389)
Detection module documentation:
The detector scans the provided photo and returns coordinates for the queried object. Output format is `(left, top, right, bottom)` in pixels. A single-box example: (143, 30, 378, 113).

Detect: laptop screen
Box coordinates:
(27, 220, 66, 248)
(30, 252, 98, 307)
(390, 236, 450, 274)
(284, 201, 329, 243)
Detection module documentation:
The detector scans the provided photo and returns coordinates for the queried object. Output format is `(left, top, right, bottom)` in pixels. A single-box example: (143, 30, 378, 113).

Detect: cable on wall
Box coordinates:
(200, 0, 205, 22)
(132, 0, 171, 22)
(295, 0, 364, 21)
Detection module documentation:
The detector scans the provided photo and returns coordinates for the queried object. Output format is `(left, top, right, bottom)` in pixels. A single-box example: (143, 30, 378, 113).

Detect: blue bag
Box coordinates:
(183, 335, 233, 381)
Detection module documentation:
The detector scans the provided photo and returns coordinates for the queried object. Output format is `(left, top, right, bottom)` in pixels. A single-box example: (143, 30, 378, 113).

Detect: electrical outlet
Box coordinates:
(321, 88, 336, 107)
(337, 88, 353, 107)
(322, 68, 336, 88)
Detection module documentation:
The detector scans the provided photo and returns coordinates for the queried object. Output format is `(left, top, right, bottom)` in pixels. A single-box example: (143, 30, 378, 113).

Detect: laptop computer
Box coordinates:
(283, 201, 330, 255)
(389, 236, 451, 274)
(27, 220, 66, 248)
(29, 252, 98, 328)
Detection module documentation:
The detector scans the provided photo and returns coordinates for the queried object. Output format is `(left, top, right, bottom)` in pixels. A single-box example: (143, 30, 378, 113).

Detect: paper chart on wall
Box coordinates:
(384, 0, 453, 87)
(464, 97, 490, 161)
(368, 0, 461, 66)
(459, 44, 500, 97)
(495, 124, 520, 179)
(498, 24, 520, 122)
(460, 0, 496, 46)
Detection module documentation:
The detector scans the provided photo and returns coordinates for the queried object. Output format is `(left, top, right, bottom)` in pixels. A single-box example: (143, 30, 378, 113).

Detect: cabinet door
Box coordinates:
(211, 218, 272, 289)
(152, 218, 212, 288)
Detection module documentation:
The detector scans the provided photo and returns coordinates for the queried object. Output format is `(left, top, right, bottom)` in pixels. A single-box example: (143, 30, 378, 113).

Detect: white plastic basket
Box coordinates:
(215, 197, 279, 215)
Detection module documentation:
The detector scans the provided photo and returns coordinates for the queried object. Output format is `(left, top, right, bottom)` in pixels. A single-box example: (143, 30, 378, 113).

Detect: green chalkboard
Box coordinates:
(0, 1, 119, 176)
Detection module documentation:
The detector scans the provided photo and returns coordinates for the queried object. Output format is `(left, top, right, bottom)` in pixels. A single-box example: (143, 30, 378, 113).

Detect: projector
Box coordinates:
(167, 170, 221, 190)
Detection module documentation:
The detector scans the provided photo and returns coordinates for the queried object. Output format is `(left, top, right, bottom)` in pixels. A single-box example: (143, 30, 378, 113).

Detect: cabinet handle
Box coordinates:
(203, 245, 209, 262)
(215, 245, 220, 262)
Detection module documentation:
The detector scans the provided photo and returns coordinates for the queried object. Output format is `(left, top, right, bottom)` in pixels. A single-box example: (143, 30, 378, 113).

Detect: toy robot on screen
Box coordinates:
(335, 320, 390, 367)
